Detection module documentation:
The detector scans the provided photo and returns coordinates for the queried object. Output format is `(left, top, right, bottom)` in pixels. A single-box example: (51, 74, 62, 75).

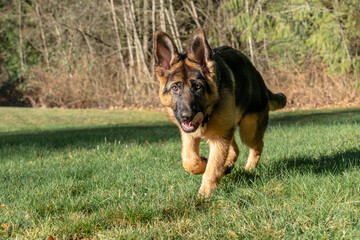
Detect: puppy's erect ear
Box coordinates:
(154, 31, 179, 73)
(187, 28, 213, 72)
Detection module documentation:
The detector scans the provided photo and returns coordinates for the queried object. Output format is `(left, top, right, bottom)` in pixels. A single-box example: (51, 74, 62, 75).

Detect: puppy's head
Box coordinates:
(154, 29, 218, 133)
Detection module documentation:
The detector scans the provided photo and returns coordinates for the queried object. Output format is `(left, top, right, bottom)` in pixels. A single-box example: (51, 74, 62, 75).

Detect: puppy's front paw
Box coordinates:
(182, 156, 207, 175)
(198, 186, 211, 198)
(198, 180, 218, 198)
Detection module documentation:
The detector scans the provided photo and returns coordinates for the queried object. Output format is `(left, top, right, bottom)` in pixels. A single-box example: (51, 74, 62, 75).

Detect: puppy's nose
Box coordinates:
(180, 110, 193, 122)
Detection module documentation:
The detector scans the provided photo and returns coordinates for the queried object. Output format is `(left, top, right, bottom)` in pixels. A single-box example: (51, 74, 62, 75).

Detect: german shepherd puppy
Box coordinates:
(154, 29, 286, 196)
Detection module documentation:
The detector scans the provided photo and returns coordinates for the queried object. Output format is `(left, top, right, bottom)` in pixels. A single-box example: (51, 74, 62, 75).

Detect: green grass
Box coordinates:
(1, 107, 360, 239)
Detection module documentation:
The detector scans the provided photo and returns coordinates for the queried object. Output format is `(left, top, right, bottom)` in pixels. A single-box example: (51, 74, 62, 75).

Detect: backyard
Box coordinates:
(1, 107, 359, 238)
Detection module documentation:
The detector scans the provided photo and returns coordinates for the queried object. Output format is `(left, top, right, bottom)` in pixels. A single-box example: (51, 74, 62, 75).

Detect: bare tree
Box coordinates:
(159, 0, 166, 31)
(18, 0, 24, 74)
(184, 1, 201, 28)
(142, 0, 149, 58)
(109, 0, 129, 91)
(35, 0, 50, 69)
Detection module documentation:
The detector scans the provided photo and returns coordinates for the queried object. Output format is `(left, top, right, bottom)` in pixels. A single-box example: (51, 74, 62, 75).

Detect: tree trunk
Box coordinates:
(18, 0, 24, 74)
(245, 0, 254, 63)
(159, 0, 166, 31)
(169, 0, 182, 51)
(35, 0, 50, 69)
(122, 0, 136, 83)
(126, 0, 151, 80)
(109, 0, 129, 92)
(151, 0, 156, 77)
(183, 1, 201, 28)
(142, 0, 149, 59)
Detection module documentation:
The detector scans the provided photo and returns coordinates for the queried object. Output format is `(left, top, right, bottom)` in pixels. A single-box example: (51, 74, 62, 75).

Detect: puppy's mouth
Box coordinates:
(180, 112, 204, 133)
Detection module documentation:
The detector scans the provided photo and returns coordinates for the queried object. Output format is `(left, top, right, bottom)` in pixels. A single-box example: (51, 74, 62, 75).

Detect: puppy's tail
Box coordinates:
(268, 90, 287, 111)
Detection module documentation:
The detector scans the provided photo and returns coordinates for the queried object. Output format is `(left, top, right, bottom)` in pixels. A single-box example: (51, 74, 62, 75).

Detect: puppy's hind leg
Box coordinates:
(239, 111, 268, 171)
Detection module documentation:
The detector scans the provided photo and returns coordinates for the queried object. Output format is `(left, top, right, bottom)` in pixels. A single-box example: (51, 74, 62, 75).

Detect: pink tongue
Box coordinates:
(182, 122, 194, 131)
(190, 112, 204, 126)
(181, 112, 204, 131)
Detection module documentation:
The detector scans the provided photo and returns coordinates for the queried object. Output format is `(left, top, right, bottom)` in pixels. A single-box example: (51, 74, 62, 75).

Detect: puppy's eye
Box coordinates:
(171, 84, 179, 91)
(194, 84, 202, 91)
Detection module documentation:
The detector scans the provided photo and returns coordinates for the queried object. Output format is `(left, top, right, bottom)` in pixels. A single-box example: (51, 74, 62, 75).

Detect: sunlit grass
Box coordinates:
(1, 107, 360, 238)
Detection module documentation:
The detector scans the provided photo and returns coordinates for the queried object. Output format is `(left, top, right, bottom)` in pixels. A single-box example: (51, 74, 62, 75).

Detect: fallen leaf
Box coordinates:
(1, 223, 9, 229)
(69, 154, 73, 159)
(228, 230, 238, 238)
(47, 235, 55, 240)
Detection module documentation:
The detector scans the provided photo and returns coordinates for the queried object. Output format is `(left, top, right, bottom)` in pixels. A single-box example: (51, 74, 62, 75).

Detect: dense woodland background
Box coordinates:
(0, 0, 359, 109)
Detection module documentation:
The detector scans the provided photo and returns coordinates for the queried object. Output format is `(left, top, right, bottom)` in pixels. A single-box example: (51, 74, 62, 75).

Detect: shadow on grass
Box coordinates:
(1, 107, 359, 160)
(269, 108, 360, 126)
(0, 124, 179, 150)
(228, 148, 360, 186)
(275, 149, 360, 174)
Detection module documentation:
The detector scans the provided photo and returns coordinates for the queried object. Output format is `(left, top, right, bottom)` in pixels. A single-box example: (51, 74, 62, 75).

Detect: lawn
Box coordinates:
(1, 107, 360, 239)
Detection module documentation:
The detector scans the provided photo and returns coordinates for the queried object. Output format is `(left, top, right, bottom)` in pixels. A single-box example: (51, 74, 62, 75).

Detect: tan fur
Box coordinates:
(239, 110, 268, 171)
(224, 136, 240, 172)
(156, 61, 184, 108)
(181, 134, 206, 174)
(163, 85, 257, 197)
(154, 29, 285, 197)
(199, 137, 230, 195)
